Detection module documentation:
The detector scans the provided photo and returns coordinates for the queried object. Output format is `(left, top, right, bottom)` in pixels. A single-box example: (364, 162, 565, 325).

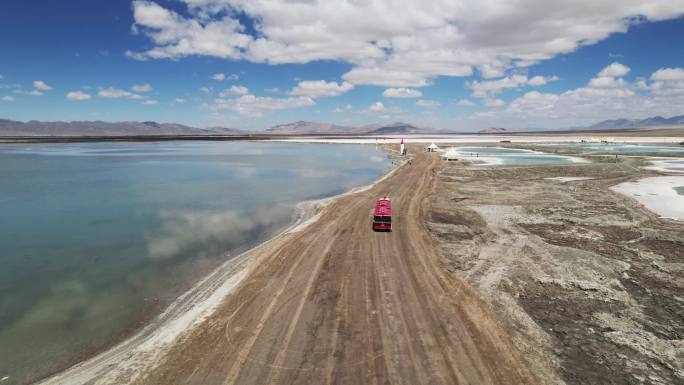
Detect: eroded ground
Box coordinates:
(426, 155, 684, 384)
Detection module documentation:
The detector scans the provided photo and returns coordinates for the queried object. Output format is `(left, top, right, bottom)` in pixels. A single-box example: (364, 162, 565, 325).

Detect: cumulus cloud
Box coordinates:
(66, 91, 91, 101)
(132, 83, 153, 92)
(126, 0, 684, 87)
(0, 74, 4, 80)
(175, 97, 187, 103)
(97, 87, 145, 99)
(1, 95, 13, 102)
(218, 85, 249, 97)
(383, 87, 422, 98)
(456, 99, 475, 106)
(290, 80, 353, 98)
(597, 62, 631, 78)
(416, 99, 441, 108)
(465, 63, 684, 129)
(366, 101, 403, 114)
(33, 80, 52, 91)
(650, 67, 684, 81)
(207, 94, 314, 116)
(142, 99, 159, 105)
(469, 74, 558, 99)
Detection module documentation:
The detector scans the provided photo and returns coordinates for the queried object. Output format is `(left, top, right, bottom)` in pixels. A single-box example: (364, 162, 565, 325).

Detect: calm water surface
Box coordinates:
(0, 141, 390, 384)
(447, 146, 579, 165)
(554, 143, 684, 153)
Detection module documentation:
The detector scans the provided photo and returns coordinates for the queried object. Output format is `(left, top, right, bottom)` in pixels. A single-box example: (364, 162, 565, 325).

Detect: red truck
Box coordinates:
(372, 198, 392, 231)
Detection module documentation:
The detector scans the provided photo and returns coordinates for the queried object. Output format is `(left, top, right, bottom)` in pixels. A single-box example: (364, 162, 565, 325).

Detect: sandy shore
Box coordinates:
(38, 159, 401, 385)
(611, 176, 684, 220)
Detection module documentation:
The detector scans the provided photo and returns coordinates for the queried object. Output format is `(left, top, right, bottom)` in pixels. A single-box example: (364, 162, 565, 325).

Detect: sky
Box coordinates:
(1, 0, 684, 131)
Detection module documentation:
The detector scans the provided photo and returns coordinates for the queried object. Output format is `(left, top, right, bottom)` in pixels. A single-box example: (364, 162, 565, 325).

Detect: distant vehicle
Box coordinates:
(680, 141, 684, 146)
(373, 198, 392, 231)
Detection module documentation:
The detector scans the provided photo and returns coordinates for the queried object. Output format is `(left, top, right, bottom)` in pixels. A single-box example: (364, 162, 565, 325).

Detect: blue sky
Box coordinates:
(1, 0, 684, 131)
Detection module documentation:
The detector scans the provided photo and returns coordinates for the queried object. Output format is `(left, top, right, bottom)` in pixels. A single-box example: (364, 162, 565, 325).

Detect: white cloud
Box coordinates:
(366, 101, 403, 114)
(33, 80, 52, 91)
(199, 86, 211, 94)
(456, 99, 475, 106)
(383, 87, 422, 98)
(175, 98, 187, 103)
(597, 62, 630, 78)
(14, 89, 43, 96)
(0, 74, 4, 80)
(1, 95, 13, 102)
(469, 74, 558, 99)
(127, 0, 684, 87)
(333, 104, 353, 113)
(416, 99, 440, 108)
(464, 63, 684, 130)
(142, 99, 159, 105)
(66, 91, 91, 101)
(651, 67, 684, 81)
(132, 83, 153, 92)
(207, 94, 314, 116)
(212, 73, 239, 81)
(369, 101, 385, 111)
(218, 85, 249, 97)
(98, 87, 145, 99)
(484, 98, 505, 108)
(290, 80, 354, 98)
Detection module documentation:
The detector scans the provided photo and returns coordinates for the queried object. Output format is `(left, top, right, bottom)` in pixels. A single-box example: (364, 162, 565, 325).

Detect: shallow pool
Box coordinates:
(555, 143, 684, 153)
(443, 146, 583, 165)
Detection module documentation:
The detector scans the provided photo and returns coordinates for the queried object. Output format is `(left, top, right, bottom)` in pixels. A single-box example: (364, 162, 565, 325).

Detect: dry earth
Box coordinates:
(128, 148, 534, 385)
(426, 154, 684, 385)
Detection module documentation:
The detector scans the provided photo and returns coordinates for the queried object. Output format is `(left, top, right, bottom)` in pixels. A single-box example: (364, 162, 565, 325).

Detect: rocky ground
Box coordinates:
(425, 154, 684, 385)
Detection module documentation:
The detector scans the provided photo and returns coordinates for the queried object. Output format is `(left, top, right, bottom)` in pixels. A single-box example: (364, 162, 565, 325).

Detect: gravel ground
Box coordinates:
(426, 154, 684, 385)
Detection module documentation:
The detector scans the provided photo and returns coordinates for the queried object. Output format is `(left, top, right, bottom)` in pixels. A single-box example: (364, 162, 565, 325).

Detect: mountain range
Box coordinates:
(1, 114, 683, 137)
(0, 119, 245, 136)
(0, 119, 445, 137)
(580, 115, 684, 131)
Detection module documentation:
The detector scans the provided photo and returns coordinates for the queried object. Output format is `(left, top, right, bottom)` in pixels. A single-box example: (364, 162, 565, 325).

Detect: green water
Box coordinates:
(0, 141, 390, 384)
(676, 186, 684, 196)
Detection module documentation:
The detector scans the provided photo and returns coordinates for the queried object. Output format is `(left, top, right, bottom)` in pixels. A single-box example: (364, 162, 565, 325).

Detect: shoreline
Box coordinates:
(38, 153, 401, 385)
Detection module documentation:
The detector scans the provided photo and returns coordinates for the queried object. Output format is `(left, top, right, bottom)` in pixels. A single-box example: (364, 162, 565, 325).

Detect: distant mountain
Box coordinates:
(365, 122, 442, 135)
(0, 119, 247, 136)
(478, 127, 508, 134)
(264, 120, 446, 135)
(264, 121, 354, 135)
(582, 114, 684, 131)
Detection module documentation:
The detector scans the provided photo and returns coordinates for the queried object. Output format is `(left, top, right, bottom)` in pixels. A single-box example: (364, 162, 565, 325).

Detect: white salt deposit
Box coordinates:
(611, 176, 684, 221)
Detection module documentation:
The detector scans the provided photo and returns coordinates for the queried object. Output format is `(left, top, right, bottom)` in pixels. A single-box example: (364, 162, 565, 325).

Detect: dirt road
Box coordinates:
(137, 150, 533, 385)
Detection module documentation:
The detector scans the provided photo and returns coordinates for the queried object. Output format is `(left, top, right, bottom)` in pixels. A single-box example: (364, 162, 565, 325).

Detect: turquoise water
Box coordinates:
(0, 141, 391, 384)
(447, 147, 578, 165)
(499, 155, 576, 165)
(455, 146, 531, 154)
(556, 143, 684, 153)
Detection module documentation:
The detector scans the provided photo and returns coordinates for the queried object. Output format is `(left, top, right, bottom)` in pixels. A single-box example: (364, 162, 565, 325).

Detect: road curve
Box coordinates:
(137, 150, 535, 385)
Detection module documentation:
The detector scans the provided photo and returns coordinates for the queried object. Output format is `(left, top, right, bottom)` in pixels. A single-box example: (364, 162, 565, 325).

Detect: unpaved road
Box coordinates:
(136, 150, 533, 385)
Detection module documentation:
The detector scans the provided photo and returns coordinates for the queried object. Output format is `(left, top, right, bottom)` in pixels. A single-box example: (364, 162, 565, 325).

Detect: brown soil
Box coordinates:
(133, 149, 535, 385)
